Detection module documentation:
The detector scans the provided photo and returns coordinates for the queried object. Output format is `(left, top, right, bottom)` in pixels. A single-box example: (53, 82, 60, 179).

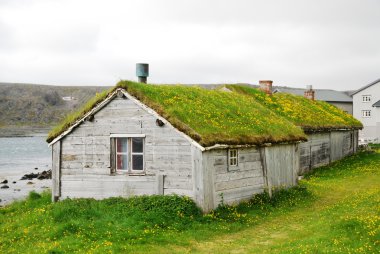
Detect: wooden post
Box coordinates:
(260, 147, 272, 198)
(52, 141, 61, 202)
(156, 174, 164, 195)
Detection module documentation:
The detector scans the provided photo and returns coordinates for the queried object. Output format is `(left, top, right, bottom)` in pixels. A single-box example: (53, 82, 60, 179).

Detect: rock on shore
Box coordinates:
(20, 170, 52, 180)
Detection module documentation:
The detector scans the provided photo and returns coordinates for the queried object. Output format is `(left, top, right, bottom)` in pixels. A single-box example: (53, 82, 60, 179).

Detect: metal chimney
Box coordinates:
(136, 63, 149, 83)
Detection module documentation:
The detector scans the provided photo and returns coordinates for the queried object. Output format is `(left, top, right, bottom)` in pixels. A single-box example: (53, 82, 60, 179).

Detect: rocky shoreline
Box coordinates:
(0, 126, 51, 137)
(0, 168, 51, 206)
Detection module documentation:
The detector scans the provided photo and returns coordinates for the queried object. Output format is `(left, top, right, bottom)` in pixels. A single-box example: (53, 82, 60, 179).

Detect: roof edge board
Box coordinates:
(351, 78, 380, 96)
(48, 90, 119, 147)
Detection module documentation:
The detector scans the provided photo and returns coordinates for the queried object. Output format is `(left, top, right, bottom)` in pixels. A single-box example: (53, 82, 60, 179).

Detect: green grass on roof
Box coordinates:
(226, 85, 363, 131)
(47, 81, 306, 146)
(47, 81, 362, 146)
(119, 81, 306, 146)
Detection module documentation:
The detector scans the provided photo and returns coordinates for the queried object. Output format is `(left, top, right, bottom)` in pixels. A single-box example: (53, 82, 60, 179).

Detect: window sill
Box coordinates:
(228, 166, 239, 172)
(111, 171, 146, 176)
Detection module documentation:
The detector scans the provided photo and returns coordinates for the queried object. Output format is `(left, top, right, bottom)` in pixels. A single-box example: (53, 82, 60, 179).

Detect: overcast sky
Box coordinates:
(0, 0, 379, 90)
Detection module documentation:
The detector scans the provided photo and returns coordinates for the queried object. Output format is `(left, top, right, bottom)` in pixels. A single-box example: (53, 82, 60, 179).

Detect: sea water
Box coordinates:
(0, 137, 51, 175)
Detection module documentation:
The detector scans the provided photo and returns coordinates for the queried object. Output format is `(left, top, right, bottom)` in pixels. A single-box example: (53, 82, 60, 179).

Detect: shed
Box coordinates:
(47, 81, 362, 211)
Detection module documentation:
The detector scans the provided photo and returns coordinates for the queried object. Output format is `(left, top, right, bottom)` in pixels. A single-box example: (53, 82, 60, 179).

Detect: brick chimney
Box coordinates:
(259, 80, 273, 95)
(304, 85, 315, 100)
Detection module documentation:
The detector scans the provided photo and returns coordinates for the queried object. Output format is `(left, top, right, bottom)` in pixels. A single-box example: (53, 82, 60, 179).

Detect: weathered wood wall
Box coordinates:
(58, 97, 194, 200)
(299, 130, 356, 174)
(203, 147, 265, 209)
(299, 133, 331, 174)
(264, 144, 299, 188)
(51, 141, 61, 201)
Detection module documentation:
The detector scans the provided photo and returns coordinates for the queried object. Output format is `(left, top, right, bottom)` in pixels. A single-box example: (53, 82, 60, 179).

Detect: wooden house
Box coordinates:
(47, 81, 362, 212)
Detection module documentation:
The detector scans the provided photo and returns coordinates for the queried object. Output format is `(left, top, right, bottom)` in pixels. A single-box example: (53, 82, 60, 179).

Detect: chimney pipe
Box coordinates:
(259, 80, 273, 95)
(304, 85, 315, 100)
(136, 63, 149, 83)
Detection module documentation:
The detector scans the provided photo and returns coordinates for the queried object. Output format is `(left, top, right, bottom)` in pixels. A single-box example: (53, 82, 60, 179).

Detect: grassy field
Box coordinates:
(0, 148, 379, 253)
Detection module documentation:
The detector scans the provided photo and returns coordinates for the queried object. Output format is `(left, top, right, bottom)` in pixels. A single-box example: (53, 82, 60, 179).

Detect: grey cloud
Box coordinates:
(12, 24, 100, 54)
(0, 0, 379, 90)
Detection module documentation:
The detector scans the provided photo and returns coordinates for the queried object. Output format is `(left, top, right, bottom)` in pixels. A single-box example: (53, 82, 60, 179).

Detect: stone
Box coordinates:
(1, 185, 9, 189)
(12, 181, 16, 184)
(1, 179, 8, 184)
(27, 181, 34, 185)
(37, 175, 45, 180)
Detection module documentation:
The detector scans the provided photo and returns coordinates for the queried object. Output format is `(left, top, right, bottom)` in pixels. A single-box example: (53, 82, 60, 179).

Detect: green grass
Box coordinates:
(1, 148, 379, 253)
(227, 84, 363, 131)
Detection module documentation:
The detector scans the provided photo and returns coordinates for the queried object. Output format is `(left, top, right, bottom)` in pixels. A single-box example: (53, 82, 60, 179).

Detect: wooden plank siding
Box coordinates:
(203, 148, 265, 209)
(299, 130, 357, 175)
(264, 144, 298, 189)
(58, 97, 195, 200)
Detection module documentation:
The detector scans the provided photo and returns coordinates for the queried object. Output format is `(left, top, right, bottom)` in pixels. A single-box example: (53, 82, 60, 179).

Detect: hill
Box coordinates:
(0, 83, 110, 136)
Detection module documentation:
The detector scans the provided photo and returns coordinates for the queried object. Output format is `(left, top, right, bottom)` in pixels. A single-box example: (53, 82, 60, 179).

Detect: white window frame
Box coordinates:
(111, 134, 146, 174)
(115, 138, 129, 171)
(362, 95, 371, 103)
(228, 149, 238, 167)
(130, 137, 145, 173)
(362, 110, 371, 118)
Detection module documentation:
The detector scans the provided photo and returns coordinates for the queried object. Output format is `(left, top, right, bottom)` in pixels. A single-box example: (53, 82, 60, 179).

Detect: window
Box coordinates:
(111, 134, 145, 174)
(229, 149, 238, 166)
(362, 95, 371, 102)
(362, 110, 371, 118)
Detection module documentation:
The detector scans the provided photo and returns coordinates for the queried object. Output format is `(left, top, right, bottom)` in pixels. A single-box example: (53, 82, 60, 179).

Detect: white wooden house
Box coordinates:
(352, 78, 380, 144)
(48, 82, 361, 211)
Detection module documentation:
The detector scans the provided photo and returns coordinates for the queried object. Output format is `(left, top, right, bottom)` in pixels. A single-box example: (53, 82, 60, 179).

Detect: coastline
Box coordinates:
(0, 131, 52, 206)
(0, 126, 51, 138)
(0, 170, 51, 206)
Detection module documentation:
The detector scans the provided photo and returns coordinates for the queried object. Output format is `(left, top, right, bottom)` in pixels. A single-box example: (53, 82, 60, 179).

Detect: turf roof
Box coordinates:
(226, 85, 362, 132)
(46, 81, 362, 146)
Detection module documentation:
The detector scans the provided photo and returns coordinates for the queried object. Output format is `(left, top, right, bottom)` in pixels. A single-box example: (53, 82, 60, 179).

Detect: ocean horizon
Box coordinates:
(0, 136, 51, 175)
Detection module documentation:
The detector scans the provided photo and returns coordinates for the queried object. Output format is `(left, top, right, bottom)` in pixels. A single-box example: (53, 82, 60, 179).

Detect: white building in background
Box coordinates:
(352, 78, 380, 144)
(62, 96, 76, 101)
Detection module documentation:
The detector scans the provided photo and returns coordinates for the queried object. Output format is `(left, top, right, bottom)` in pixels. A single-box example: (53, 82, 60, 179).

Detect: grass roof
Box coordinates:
(46, 81, 362, 146)
(47, 81, 306, 146)
(226, 85, 362, 132)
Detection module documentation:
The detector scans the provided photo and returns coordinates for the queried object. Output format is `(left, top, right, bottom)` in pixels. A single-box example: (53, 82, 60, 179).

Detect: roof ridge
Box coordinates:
(351, 78, 380, 95)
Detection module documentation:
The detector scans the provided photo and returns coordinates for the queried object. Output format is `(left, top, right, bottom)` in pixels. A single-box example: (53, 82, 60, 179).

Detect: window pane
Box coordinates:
(132, 155, 144, 170)
(116, 138, 128, 153)
(117, 154, 128, 170)
(132, 138, 143, 153)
